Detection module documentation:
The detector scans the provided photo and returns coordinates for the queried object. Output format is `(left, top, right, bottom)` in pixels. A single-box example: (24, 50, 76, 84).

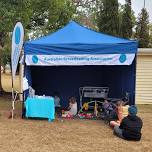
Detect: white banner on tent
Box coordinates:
(25, 54, 135, 66)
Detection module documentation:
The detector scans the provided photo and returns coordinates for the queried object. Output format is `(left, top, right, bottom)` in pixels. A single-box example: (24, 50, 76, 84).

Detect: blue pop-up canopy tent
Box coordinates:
(24, 21, 138, 106)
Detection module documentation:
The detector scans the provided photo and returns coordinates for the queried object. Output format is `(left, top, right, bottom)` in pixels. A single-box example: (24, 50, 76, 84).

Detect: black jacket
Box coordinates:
(119, 115, 143, 141)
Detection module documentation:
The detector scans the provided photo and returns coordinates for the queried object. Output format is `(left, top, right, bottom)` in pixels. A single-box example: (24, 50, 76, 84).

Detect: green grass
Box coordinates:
(0, 96, 22, 111)
(0, 96, 11, 110)
(0, 73, 21, 113)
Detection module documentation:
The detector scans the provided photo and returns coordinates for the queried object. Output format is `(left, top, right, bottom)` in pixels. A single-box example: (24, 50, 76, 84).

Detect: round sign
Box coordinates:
(32, 55, 38, 64)
(119, 54, 127, 63)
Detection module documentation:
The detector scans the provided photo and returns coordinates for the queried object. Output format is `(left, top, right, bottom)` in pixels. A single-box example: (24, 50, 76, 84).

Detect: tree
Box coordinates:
(135, 8, 149, 48)
(97, 0, 119, 36)
(149, 24, 152, 47)
(0, 0, 33, 94)
(28, 0, 75, 39)
(0, 0, 75, 94)
(121, 0, 133, 38)
(73, 0, 97, 30)
(1, 36, 11, 72)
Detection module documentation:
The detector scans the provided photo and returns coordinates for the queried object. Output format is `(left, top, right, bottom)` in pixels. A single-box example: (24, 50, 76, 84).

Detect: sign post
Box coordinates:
(11, 22, 24, 119)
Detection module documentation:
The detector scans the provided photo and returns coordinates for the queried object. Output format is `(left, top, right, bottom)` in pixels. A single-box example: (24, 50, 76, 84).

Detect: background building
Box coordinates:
(136, 48, 152, 104)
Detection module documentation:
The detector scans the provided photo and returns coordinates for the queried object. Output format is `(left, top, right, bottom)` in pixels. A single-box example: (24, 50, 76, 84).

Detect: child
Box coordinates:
(54, 95, 61, 108)
(110, 100, 124, 127)
(54, 92, 62, 117)
(62, 97, 77, 118)
(102, 99, 113, 111)
(102, 99, 114, 120)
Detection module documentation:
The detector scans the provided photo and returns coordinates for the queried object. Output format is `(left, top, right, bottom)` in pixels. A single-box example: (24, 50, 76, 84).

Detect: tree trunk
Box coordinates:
(3, 65, 6, 74)
(0, 32, 4, 95)
(0, 45, 3, 95)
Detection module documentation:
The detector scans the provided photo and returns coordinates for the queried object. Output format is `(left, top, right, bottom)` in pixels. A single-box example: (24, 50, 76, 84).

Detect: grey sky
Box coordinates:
(119, 0, 152, 23)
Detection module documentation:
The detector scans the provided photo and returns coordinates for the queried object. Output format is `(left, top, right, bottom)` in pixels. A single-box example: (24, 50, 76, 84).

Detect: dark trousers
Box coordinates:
(55, 107, 62, 117)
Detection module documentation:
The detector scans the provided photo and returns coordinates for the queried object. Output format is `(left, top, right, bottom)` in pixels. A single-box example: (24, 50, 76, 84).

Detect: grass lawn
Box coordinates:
(0, 74, 152, 152)
(2, 73, 20, 92)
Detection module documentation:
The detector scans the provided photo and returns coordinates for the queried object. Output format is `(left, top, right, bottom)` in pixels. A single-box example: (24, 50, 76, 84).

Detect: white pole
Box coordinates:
(11, 76, 14, 120)
(19, 52, 24, 101)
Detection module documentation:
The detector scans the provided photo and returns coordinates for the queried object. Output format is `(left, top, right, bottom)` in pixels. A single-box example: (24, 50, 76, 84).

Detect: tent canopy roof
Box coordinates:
(24, 21, 138, 55)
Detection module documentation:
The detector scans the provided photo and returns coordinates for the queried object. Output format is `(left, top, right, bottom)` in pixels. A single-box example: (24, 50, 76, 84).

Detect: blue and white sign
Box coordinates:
(11, 22, 24, 80)
(25, 54, 135, 66)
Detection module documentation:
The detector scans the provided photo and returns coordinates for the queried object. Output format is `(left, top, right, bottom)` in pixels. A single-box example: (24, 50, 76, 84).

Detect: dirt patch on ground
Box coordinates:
(0, 110, 151, 152)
